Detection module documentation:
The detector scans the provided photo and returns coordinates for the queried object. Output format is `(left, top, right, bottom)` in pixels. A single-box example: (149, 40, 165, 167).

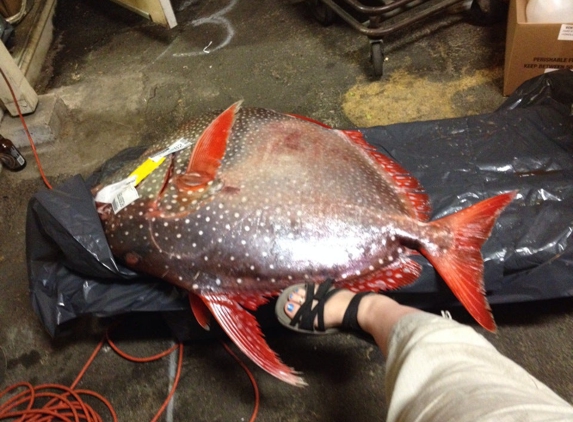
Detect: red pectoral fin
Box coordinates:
(175, 102, 241, 192)
(199, 293, 306, 387)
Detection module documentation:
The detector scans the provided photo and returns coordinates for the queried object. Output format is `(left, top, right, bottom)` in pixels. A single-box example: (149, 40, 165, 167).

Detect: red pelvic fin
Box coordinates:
(421, 191, 517, 332)
(340, 129, 431, 222)
(336, 257, 422, 293)
(189, 293, 211, 330)
(226, 291, 274, 311)
(199, 293, 306, 386)
(175, 102, 241, 191)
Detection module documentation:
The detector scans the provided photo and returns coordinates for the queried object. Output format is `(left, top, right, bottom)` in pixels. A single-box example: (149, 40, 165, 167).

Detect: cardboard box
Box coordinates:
(504, 0, 573, 96)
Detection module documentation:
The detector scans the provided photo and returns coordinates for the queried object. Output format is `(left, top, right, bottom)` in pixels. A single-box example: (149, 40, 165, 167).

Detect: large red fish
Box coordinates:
(94, 103, 515, 386)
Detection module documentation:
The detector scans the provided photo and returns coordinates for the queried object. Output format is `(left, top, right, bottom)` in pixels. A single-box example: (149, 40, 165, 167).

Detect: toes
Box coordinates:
(289, 290, 305, 305)
(285, 301, 300, 318)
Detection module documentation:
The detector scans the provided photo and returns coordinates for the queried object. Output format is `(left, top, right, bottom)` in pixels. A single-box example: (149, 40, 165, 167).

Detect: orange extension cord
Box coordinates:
(1, 326, 260, 421)
(0, 68, 261, 421)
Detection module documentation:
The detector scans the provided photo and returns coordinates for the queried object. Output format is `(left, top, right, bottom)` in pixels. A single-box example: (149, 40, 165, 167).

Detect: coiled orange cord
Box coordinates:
(0, 337, 116, 421)
(0, 67, 261, 422)
(1, 321, 261, 421)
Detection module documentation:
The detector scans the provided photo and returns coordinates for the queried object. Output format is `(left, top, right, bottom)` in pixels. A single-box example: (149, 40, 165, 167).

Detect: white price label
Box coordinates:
(111, 184, 140, 214)
(95, 176, 137, 204)
(150, 138, 192, 162)
(558, 24, 573, 41)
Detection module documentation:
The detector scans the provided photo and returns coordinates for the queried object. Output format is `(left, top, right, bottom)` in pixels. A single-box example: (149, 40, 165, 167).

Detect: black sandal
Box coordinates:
(275, 279, 373, 335)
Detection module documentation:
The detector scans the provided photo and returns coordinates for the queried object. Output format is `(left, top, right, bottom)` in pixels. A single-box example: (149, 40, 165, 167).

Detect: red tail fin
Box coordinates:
(420, 191, 516, 332)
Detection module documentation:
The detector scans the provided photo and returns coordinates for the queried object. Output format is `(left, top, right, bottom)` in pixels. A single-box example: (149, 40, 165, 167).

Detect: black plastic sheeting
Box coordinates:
(0, 16, 14, 48)
(27, 70, 573, 337)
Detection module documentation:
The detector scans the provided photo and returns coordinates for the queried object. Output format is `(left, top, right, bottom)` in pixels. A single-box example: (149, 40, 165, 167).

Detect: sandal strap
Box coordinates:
(341, 292, 372, 332)
(289, 279, 336, 332)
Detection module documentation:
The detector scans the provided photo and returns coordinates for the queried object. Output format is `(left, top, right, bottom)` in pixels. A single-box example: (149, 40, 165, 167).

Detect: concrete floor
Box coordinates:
(1, 0, 573, 420)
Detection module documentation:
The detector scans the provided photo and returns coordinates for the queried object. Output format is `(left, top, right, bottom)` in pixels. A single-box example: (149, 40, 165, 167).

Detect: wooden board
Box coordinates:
(0, 41, 38, 116)
(109, 0, 177, 28)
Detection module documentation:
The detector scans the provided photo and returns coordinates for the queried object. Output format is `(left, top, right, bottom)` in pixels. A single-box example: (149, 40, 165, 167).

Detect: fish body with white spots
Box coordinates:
(94, 103, 515, 385)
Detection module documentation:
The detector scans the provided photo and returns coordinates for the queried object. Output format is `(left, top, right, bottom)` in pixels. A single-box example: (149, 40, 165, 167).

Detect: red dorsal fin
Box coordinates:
(175, 102, 241, 191)
(286, 113, 332, 129)
(199, 293, 306, 386)
(420, 191, 516, 332)
(339, 129, 432, 222)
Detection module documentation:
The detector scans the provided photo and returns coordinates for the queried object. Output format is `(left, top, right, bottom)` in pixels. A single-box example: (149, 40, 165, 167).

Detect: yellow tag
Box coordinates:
(129, 157, 166, 186)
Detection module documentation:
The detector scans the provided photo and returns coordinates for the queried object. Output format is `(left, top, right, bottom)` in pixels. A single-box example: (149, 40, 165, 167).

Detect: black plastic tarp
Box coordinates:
(27, 70, 573, 336)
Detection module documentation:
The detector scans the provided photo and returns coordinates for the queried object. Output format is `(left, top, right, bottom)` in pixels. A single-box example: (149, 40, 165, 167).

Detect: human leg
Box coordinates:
(279, 284, 573, 422)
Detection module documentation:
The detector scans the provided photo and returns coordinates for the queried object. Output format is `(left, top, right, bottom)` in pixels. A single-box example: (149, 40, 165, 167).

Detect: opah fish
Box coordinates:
(94, 103, 515, 386)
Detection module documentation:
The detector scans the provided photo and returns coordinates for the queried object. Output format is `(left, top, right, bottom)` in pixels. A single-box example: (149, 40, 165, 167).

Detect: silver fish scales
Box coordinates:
(95, 103, 515, 386)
